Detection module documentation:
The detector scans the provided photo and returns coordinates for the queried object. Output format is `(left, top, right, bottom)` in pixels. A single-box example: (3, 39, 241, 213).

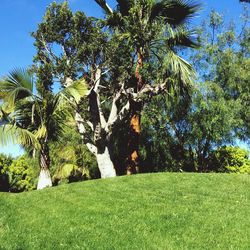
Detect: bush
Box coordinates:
(8, 156, 38, 192)
(208, 146, 250, 173)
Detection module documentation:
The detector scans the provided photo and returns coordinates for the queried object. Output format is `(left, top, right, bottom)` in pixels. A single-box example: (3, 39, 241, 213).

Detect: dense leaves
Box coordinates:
(0, 154, 38, 192)
(208, 146, 250, 173)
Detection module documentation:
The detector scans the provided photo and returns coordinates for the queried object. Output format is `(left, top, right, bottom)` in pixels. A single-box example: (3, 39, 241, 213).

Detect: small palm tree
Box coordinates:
(0, 69, 86, 189)
(95, 0, 201, 174)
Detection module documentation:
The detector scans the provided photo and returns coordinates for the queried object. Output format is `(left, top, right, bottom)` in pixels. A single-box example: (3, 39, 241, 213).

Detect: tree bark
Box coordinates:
(37, 146, 52, 190)
(96, 145, 116, 178)
(126, 101, 142, 175)
(65, 74, 118, 179)
(126, 50, 144, 175)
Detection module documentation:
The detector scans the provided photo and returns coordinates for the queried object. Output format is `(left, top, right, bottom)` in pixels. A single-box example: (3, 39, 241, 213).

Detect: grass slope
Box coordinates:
(0, 173, 250, 249)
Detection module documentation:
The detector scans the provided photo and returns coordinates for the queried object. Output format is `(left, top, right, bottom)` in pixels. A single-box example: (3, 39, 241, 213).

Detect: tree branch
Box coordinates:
(74, 112, 97, 154)
(93, 68, 107, 128)
(107, 81, 125, 125)
(105, 100, 130, 136)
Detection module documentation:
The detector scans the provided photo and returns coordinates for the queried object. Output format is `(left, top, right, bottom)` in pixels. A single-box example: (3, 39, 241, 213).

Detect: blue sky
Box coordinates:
(0, 0, 247, 156)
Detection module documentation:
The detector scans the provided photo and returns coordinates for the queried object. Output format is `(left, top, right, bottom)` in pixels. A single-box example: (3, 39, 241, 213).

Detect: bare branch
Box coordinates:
(86, 120, 94, 131)
(61, 44, 70, 66)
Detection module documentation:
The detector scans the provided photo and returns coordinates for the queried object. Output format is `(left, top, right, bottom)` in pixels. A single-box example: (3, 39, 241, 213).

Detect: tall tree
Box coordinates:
(32, 2, 131, 178)
(95, 0, 200, 174)
(0, 69, 85, 189)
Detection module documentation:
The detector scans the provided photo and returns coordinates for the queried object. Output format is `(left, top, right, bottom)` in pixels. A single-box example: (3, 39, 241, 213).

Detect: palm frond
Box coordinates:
(150, 0, 201, 25)
(59, 78, 88, 104)
(0, 108, 9, 126)
(35, 124, 47, 139)
(0, 124, 39, 149)
(165, 26, 199, 48)
(165, 50, 196, 85)
(0, 68, 33, 108)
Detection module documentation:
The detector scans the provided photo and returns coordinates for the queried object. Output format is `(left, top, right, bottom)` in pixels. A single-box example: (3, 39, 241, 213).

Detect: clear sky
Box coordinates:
(0, 0, 247, 157)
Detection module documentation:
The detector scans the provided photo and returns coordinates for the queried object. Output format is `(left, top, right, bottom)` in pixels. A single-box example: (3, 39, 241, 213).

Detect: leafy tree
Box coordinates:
(140, 81, 241, 172)
(95, 0, 201, 174)
(191, 9, 250, 140)
(0, 153, 38, 192)
(32, 2, 128, 178)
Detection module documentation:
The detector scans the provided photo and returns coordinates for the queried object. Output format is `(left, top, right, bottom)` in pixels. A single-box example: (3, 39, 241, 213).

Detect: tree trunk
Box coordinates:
(96, 145, 116, 178)
(126, 102, 141, 175)
(37, 147, 52, 190)
(126, 50, 144, 175)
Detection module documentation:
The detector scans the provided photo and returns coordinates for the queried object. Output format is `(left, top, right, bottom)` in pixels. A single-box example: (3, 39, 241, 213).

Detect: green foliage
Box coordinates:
(140, 79, 241, 172)
(53, 164, 90, 185)
(191, 9, 250, 139)
(0, 154, 38, 192)
(49, 125, 99, 184)
(8, 156, 38, 192)
(99, 0, 200, 86)
(209, 146, 250, 173)
(138, 8, 250, 173)
(32, 1, 109, 81)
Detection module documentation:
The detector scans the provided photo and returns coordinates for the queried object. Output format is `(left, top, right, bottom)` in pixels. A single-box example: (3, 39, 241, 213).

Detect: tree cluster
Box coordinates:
(0, 1, 249, 191)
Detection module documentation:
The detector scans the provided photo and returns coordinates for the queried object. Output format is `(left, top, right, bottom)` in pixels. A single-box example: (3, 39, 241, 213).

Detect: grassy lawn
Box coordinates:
(0, 173, 250, 249)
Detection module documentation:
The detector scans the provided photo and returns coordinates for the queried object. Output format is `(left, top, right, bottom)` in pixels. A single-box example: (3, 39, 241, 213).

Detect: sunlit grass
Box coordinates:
(0, 173, 250, 249)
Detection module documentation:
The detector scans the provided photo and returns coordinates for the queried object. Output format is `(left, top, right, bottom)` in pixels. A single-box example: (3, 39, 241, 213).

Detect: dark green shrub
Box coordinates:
(0, 154, 13, 192)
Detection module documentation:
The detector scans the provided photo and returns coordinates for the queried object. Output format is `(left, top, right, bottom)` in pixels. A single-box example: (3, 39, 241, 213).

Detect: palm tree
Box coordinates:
(0, 69, 86, 189)
(94, 0, 201, 174)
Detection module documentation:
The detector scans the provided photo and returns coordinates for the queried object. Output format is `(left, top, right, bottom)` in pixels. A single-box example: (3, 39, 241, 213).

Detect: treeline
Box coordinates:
(0, 1, 249, 192)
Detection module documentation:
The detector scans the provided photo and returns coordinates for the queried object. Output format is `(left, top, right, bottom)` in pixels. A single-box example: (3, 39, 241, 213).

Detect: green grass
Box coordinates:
(0, 173, 250, 249)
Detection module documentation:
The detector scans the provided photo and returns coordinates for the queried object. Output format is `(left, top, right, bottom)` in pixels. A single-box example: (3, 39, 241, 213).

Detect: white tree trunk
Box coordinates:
(96, 146, 116, 178)
(37, 168, 52, 190)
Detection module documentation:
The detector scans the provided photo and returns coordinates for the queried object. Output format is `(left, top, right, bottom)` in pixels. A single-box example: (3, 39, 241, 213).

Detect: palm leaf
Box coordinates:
(150, 0, 201, 25)
(35, 124, 47, 139)
(0, 68, 33, 108)
(164, 50, 196, 84)
(0, 124, 39, 149)
(59, 78, 88, 104)
(165, 25, 199, 48)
